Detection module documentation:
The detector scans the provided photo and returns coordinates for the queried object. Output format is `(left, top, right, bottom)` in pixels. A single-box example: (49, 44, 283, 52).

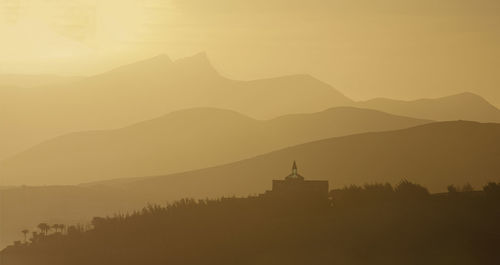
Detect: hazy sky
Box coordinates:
(1, 0, 499, 104)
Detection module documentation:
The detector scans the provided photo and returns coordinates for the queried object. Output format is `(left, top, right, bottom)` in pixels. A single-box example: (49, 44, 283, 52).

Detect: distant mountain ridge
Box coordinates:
(2, 52, 500, 162)
(355, 92, 500, 123)
(0, 106, 429, 185)
(2, 52, 500, 177)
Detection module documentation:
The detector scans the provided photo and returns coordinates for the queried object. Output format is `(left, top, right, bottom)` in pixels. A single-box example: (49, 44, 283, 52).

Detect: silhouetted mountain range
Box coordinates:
(3, 53, 500, 162)
(0, 107, 429, 185)
(0, 53, 351, 160)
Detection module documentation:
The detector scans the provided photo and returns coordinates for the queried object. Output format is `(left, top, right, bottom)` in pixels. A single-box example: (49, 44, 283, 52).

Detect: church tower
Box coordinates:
(269, 161, 329, 201)
(286, 160, 304, 180)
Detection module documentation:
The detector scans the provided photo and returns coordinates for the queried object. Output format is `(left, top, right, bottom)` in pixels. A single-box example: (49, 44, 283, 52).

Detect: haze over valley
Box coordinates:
(1, 2, 500, 263)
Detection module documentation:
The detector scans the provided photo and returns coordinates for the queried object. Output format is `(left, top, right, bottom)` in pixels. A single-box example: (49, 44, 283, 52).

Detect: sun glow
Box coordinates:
(0, 0, 178, 74)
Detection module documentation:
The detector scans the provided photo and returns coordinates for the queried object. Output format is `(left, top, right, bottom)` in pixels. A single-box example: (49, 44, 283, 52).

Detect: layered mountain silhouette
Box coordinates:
(0, 53, 351, 160)
(3, 53, 500, 162)
(356, 92, 500, 123)
(2, 120, 500, 250)
(0, 107, 429, 185)
(87, 121, 500, 201)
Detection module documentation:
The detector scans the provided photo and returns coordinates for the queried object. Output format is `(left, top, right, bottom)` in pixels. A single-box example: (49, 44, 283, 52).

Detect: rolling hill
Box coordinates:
(0, 52, 351, 160)
(0, 107, 429, 185)
(89, 120, 500, 199)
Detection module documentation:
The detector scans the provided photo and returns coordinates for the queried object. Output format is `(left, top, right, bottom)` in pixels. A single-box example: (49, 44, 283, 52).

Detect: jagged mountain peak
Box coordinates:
(105, 54, 173, 75)
(172, 52, 221, 77)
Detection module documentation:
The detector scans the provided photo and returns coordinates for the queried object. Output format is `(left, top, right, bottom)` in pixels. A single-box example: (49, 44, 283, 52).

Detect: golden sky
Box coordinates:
(0, 0, 499, 104)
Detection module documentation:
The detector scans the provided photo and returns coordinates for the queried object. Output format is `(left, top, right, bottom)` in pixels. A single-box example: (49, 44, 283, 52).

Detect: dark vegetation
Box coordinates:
(2, 181, 500, 265)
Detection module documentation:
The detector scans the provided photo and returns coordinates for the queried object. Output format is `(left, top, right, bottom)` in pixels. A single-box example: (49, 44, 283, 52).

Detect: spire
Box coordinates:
(285, 160, 304, 180)
(292, 161, 297, 175)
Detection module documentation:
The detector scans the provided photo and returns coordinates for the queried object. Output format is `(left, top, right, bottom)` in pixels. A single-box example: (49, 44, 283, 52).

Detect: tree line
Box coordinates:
(2, 180, 500, 265)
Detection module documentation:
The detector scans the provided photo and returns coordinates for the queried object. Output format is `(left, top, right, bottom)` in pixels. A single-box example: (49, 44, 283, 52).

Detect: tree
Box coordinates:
(67, 225, 84, 237)
(395, 179, 429, 200)
(21, 229, 29, 243)
(31, 232, 39, 243)
(461, 183, 474, 192)
(91, 217, 107, 230)
(483, 182, 500, 198)
(59, 224, 66, 234)
(37, 223, 50, 236)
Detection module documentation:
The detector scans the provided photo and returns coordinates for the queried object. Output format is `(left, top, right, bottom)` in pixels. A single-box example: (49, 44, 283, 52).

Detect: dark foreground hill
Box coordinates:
(2, 182, 500, 265)
(0, 185, 148, 250)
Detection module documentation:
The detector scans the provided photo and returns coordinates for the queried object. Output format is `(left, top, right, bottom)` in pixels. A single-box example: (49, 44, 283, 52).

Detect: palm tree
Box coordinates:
(21, 229, 29, 243)
(59, 224, 66, 234)
(52, 224, 60, 233)
(31, 232, 39, 243)
(37, 223, 50, 236)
